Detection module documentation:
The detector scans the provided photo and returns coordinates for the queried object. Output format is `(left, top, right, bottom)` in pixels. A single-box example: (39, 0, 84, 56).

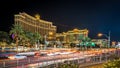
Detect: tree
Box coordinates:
(104, 59, 120, 68)
(9, 24, 24, 52)
(78, 35, 84, 50)
(78, 35, 84, 41)
(0, 31, 11, 43)
(33, 32, 41, 49)
(78, 35, 91, 50)
(78, 35, 95, 50)
(25, 31, 41, 48)
(24, 31, 33, 47)
(10, 24, 42, 51)
(84, 37, 91, 50)
(33, 32, 41, 43)
(58, 63, 79, 68)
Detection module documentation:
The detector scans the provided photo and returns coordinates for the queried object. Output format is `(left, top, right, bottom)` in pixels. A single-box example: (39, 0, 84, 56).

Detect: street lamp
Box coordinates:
(98, 31, 111, 48)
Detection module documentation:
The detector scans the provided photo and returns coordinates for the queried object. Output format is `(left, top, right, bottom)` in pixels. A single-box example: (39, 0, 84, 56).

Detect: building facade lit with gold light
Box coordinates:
(14, 12, 56, 40)
(56, 28, 89, 44)
(92, 39, 108, 47)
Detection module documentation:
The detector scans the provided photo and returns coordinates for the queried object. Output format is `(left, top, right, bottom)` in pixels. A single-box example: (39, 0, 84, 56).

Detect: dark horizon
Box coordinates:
(0, 0, 120, 41)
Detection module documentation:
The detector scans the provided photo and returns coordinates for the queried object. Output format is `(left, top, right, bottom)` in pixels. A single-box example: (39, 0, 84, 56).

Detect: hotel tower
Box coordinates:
(14, 12, 57, 40)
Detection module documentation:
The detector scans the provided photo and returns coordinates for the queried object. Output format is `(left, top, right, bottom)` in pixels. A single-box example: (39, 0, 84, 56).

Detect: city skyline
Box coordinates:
(0, 0, 120, 41)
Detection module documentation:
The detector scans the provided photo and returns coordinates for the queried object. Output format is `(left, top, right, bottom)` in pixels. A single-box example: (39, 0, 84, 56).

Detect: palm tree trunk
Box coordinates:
(16, 37, 19, 53)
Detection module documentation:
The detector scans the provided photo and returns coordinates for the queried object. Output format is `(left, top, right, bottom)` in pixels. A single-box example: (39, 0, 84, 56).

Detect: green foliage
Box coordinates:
(33, 32, 41, 42)
(104, 59, 120, 68)
(10, 24, 24, 37)
(108, 54, 119, 60)
(24, 31, 34, 44)
(58, 63, 79, 68)
(78, 35, 95, 47)
(84, 37, 91, 42)
(86, 42, 95, 47)
(0, 31, 11, 43)
(78, 35, 84, 41)
(69, 34, 74, 42)
(9, 24, 41, 47)
(9, 24, 25, 44)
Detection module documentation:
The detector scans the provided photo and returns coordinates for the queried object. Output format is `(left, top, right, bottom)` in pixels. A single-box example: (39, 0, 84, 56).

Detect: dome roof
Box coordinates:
(73, 28, 79, 32)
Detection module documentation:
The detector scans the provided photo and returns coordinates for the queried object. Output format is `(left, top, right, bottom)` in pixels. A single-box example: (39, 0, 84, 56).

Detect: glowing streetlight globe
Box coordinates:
(98, 33, 103, 37)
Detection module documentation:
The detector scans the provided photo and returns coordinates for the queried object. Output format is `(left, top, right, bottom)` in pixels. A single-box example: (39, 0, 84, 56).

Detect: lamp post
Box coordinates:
(98, 31, 111, 48)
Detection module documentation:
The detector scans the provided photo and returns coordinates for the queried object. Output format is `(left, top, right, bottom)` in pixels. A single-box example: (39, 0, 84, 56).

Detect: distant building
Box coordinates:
(111, 41, 117, 47)
(14, 12, 57, 40)
(115, 42, 120, 48)
(92, 39, 108, 47)
(56, 28, 89, 44)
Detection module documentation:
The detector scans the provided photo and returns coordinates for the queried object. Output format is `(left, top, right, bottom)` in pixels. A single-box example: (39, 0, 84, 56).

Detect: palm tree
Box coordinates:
(24, 31, 33, 47)
(33, 32, 41, 42)
(78, 35, 93, 50)
(33, 32, 41, 49)
(78, 35, 84, 50)
(9, 24, 24, 52)
(84, 37, 91, 50)
(19, 33, 29, 51)
(25, 31, 41, 48)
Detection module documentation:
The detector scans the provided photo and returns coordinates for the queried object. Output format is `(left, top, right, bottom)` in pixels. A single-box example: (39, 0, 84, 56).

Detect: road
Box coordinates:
(0, 48, 117, 68)
(0, 51, 90, 68)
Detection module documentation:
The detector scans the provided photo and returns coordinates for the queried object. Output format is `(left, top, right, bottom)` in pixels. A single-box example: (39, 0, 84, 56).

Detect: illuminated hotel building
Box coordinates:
(92, 39, 108, 47)
(14, 12, 56, 40)
(56, 28, 89, 43)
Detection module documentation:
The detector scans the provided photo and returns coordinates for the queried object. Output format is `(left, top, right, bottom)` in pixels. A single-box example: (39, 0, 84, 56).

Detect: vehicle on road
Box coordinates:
(8, 55, 27, 60)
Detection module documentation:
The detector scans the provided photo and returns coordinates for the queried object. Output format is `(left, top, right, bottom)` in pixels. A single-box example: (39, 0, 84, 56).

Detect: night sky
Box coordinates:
(0, 0, 120, 41)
